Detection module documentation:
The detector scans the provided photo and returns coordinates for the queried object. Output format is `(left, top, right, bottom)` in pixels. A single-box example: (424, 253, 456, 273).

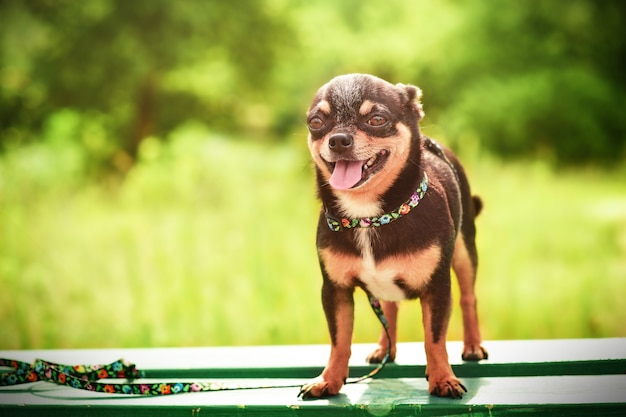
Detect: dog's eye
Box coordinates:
(367, 115, 388, 127)
(308, 116, 325, 131)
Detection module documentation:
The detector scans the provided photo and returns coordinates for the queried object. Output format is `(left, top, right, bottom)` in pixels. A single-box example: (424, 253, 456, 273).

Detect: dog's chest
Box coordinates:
(320, 229, 441, 301)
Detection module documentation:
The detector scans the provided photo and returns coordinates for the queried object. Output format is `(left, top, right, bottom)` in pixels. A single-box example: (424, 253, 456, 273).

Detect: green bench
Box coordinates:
(1, 338, 625, 416)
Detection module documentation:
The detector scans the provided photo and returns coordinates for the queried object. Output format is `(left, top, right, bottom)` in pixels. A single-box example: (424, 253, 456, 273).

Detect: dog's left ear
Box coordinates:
(396, 83, 424, 120)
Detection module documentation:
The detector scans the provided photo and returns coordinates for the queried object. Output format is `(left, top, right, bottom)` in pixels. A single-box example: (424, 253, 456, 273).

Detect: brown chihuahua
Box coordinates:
(299, 74, 487, 399)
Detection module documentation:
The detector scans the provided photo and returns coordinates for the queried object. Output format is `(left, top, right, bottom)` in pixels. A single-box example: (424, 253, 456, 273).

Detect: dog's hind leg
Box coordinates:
(450, 155, 488, 361)
(452, 227, 488, 361)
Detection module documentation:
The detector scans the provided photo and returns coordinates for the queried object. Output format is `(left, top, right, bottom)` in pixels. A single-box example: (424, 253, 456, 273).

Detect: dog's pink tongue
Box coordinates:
(329, 160, 364, 190)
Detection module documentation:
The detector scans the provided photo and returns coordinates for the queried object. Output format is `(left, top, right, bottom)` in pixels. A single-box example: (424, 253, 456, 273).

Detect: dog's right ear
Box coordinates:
(396, 83, 425, 120)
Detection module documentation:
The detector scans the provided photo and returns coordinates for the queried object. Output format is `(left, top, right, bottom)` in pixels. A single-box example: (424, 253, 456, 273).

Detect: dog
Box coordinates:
(299, 74, 488, 399)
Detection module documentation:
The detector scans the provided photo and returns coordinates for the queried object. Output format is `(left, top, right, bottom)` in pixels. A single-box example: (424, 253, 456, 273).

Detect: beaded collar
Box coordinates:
(325, 172, 428, 232)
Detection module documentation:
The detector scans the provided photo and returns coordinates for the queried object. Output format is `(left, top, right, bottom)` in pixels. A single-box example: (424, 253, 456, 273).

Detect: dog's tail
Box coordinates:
(472, 196, 483, 217)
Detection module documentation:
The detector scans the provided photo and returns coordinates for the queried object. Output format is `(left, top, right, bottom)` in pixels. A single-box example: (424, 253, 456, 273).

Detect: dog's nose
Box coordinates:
(328, 133, 353, 152)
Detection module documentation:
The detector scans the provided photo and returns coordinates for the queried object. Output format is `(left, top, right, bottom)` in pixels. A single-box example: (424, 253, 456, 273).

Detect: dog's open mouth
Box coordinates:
(327, 150, 389, 190)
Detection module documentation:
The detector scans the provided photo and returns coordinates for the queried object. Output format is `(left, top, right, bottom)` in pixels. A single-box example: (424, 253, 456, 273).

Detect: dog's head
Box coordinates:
(307, 74, 424, 196)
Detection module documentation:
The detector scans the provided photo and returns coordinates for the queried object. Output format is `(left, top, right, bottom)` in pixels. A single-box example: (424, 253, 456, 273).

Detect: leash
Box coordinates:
(424, 137, 459, 181)
(0, 294, 390, 396)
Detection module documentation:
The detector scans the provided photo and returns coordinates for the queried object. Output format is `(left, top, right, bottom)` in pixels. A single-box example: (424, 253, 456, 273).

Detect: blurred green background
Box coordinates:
(1, 0, 625, 350)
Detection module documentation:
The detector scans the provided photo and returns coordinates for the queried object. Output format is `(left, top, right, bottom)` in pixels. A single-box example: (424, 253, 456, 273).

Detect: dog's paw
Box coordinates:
(429, 376, 467, 399)
(462, 344, 488, 361)
(365, 345, 396, 364)
(298, 377, 343, 399)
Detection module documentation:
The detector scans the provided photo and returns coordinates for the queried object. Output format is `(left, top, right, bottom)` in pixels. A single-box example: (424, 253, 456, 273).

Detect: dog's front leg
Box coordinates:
(299, 278, 354, 398)
(421, 283, 467, 398)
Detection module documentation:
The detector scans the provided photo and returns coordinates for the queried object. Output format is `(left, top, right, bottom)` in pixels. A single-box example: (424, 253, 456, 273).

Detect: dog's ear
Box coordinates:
(396, 83, 425, 120)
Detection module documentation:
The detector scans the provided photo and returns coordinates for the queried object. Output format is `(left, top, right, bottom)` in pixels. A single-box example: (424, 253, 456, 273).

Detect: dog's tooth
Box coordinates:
(363, 150, 388, 171)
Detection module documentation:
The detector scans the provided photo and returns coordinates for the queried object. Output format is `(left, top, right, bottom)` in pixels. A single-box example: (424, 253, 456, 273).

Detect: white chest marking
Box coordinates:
(319, 230, 442, 302)
(355, 229, 407, 301)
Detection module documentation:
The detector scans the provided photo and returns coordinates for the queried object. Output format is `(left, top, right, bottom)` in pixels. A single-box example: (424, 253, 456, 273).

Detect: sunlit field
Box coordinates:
(1, 126, 625, 349)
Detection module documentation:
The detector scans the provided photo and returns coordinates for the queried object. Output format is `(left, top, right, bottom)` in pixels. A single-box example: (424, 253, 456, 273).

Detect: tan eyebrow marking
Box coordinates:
(317, 100, 331, 114)
(359, 100, 375, 116)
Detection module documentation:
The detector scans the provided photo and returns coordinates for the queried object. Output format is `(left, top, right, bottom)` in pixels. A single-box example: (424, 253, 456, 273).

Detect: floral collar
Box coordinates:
(325, 173, 428, 232)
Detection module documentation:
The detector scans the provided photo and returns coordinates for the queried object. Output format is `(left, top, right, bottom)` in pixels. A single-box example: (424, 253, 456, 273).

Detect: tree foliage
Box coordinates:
(438, 0, 626, 163)
(0, 0, 292, 170)
(1, 0, 624, 172)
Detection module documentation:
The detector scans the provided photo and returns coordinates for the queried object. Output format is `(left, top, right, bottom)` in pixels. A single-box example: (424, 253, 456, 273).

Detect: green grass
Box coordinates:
(1, 127, 625, 349)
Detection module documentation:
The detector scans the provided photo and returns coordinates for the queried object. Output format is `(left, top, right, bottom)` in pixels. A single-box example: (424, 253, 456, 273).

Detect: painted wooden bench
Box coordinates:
(1, 338, 625, 416)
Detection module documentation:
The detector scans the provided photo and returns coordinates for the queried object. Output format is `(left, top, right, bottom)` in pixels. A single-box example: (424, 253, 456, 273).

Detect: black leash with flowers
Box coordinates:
(0, 294, 390, 396)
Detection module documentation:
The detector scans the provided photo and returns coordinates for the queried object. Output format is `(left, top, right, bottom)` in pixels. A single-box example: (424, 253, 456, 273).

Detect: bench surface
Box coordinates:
(1, 338, 625, 416)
